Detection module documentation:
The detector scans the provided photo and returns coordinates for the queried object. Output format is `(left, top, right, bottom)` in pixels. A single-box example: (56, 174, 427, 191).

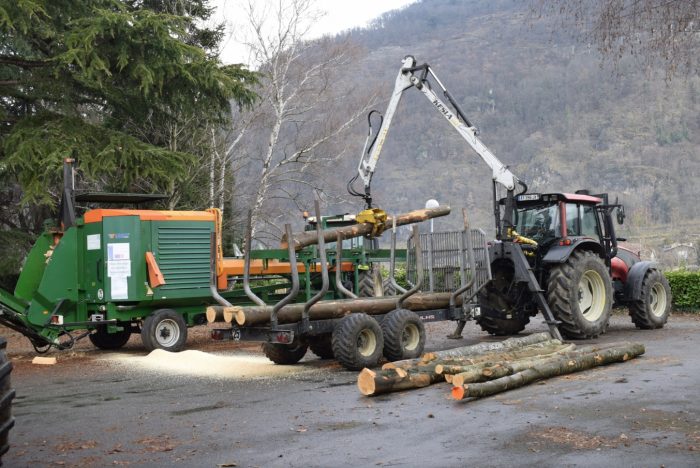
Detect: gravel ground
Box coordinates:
(3, 311, 700, 467)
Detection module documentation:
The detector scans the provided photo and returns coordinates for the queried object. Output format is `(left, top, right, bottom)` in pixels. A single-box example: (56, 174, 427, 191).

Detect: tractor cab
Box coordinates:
(303, 213, 365, 251)
(513, 192, 607, 247)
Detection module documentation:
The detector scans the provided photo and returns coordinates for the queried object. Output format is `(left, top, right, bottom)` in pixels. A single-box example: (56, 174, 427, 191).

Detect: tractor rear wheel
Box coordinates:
(308, 335, 334, 359)
(476, 306, 530, 336)
(358, 266, 384, 297)
(629, 269, 671, 329)
(332, 313, 384, 370)
(89, 325, 131, 350)
(141, 309, 188, 352)
(380, 309, 426, 361)
(547, 250, 612, 339)
(0, 338, 14, 462)
(262, 341, 308, 364)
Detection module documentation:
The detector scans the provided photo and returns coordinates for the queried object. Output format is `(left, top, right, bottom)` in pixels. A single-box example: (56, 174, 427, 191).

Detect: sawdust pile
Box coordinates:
(104, 349, 308, 380)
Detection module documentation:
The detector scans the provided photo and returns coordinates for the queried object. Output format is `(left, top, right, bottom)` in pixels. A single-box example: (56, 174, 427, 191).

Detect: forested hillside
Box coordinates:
(312, 0, 699, 258)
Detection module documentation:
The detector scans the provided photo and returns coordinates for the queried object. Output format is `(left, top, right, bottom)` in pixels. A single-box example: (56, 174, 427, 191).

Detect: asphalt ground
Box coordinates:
(3, 312, 700, 467)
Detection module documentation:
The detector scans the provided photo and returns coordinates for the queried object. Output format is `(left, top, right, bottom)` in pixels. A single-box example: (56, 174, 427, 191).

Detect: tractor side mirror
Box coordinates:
(616, 206, 625, 225)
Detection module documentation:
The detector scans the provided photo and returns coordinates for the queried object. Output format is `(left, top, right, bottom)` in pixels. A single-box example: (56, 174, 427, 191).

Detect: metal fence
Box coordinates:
(407, 229, 491, 303)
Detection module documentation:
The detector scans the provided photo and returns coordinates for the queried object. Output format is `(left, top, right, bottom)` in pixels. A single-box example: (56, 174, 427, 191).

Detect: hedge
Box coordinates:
(665, 271, 700, 311)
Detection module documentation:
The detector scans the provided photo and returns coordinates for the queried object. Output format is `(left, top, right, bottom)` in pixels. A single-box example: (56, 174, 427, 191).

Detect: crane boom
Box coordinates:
(351, 56, 519, 209)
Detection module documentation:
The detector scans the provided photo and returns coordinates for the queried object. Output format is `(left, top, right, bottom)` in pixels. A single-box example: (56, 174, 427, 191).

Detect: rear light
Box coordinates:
(50, 315, 64, 325)
(276, 333, 291, 344)
(211, 329, 226, 340)
(559, 238, 572, 246)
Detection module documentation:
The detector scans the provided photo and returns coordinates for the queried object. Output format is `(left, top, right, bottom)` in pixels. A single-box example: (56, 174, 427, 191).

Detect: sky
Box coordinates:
(212, 0, 418, 65)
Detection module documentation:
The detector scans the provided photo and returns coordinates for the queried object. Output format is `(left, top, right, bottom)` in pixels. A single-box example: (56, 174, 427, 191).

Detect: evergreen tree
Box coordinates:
(0, 0, 257, 221)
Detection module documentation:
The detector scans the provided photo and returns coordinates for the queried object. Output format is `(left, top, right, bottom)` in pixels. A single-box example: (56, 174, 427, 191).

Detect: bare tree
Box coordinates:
(231, 0, 375, 241)
(532, 0, 699, 77)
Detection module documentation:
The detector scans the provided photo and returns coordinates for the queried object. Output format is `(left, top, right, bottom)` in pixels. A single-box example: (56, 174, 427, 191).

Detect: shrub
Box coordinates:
(665, 271, 700, 312)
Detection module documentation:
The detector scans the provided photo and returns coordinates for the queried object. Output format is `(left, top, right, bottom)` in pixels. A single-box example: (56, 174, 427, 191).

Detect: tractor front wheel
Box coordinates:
(89, 325, 132, 350)
(629, 269, 671, 329)
(141, 309, 188, 352)
(547, 250, 612, 339)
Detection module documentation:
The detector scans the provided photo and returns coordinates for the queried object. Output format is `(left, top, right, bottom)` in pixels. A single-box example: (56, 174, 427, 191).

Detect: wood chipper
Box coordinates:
(0, 160, 449, 353)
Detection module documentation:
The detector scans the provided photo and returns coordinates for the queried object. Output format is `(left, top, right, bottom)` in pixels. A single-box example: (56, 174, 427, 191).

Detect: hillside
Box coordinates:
(305, 0, 699, 261)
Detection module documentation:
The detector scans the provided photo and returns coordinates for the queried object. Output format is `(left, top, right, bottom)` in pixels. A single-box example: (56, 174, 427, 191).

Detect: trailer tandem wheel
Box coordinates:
(308, 334, 334, 359)
(380, 309, 425, 361)
(332, 313, 384, 370)
(262, 342, 309, 364)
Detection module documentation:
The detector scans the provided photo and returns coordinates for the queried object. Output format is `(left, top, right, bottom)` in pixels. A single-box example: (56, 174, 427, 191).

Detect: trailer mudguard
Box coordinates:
(623, 261, 658, 301)
(541, 239, 604, 264)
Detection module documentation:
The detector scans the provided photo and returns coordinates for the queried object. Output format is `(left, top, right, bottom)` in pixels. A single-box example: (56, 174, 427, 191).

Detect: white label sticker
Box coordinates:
(87, 234, 101, 250)
(107, 243, 130, 261)
(111, 276, 129, 299)
(108, 260, 131, 278)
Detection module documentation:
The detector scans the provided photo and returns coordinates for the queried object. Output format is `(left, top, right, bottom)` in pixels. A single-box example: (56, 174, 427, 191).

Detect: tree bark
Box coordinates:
(357, 367, 445, 396)
(383, 332, 554, 370)
(231, 292, 465, 326)
(434, 342, 575, 374)
(452, 343, 645, 400)
(280, 206, 451, 250)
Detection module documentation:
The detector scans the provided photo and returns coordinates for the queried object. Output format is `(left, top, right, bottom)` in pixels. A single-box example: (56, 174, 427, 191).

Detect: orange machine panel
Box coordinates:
(84, 209, 216, 224)
(216, 259, 356, 290)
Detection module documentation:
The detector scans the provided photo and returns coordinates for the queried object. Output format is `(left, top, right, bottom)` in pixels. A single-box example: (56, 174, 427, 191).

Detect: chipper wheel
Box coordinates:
(380, 309, 426, 361)
(262, 341, 309, 364)
(628, 269, 671, 329)
(308, 335, 334, 360)
(141, 309, 188, 352)
(332, 313, 384, 370)
(89, 325, 132, 350)
(0, 338, 14, 462)
(547, 250, 612, 339)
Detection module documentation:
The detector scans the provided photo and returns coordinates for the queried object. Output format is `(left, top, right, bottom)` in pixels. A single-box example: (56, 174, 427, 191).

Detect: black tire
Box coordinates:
(476, 306, 530, 336)
(308, 335, 334, 359)
(262, 342, 308, 364)
(89, 325, 131, 350)
(358, 267, 383, 297)
(380, 309, 426, 361)
(382, 279, 398, 296)
(331, 313, 384, 370)
(628, 269, 671, 329)
(547, 250, 613, 339)
(141, 309, 187, 352)
(0, 338, 15, 462)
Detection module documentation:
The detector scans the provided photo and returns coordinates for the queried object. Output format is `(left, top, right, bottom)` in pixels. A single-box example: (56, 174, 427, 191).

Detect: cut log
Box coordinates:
(383, 332, 554, 370)
(452, 364, 512, 387)
(452, 343, 645, 400)
(234, 292, 464, 326)
(434, 342, 574, 374)
(205, 305, 241, 324)
(281, 206, 451, 250)
(357, 367, 445, 396)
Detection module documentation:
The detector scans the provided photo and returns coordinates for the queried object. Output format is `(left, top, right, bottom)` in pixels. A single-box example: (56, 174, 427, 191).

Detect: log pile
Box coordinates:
(356, 333, 645, 400)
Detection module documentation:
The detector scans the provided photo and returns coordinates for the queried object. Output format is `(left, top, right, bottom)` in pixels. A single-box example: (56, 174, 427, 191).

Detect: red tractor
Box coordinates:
(477, 191, 672, 339)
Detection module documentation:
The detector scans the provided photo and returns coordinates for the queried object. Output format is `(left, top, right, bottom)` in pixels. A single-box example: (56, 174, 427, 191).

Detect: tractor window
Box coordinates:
(565, 204, 580, 236)
(580, 205, 601, 241)
(515, 204, 560, 243)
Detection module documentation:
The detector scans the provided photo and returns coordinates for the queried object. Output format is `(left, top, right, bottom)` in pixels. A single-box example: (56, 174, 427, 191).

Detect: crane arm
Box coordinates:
(350, 56, 520, 209)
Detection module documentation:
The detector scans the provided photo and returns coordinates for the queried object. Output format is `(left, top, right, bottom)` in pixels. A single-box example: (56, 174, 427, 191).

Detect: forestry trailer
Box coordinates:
(347, 55, 672, 341)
